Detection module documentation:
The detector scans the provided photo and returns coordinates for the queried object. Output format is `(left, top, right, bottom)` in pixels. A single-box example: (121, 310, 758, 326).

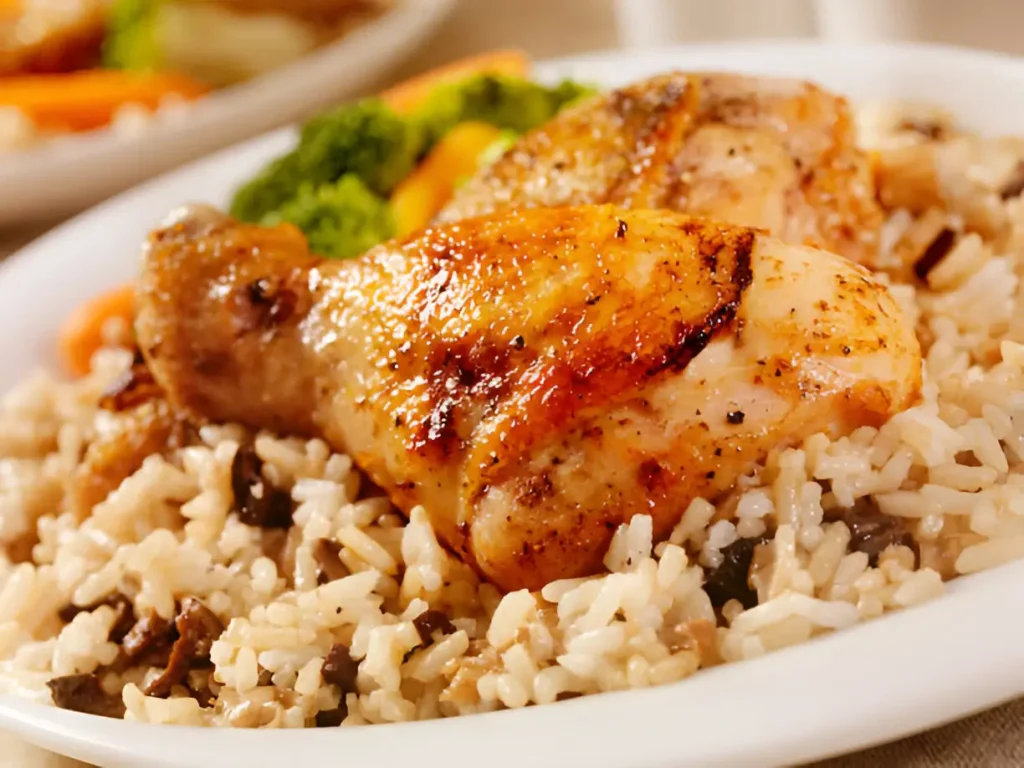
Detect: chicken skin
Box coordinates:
(440, 72, 883, 266)
(136, 204, 920, 591)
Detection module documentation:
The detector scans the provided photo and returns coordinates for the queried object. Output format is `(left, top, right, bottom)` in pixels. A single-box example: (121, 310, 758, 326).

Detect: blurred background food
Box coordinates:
(0, 0, 392, 152)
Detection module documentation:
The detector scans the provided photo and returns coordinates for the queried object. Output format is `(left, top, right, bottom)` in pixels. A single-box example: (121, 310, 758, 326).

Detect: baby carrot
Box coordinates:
(58, 283, 136, 377)
(380, 49, 530, 115)
(0, 70, 208, 132)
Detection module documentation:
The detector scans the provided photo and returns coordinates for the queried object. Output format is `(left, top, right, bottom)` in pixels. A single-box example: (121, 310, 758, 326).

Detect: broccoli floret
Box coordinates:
(230, 99, 422, 222)
(103, 0, 161, 71)
(230, 152, 307, 224)
(230, 74, 595, 255)
(299, 99, 424, 195)
(414, 75, 597, 146)
(260, 175, 395, 260)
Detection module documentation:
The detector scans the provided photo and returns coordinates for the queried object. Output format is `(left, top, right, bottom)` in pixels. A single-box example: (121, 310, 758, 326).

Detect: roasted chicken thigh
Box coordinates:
(136, 204, 920, 590)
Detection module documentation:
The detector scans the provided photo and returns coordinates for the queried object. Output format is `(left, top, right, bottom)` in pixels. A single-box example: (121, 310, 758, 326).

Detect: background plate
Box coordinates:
(0, 0, 454, 226)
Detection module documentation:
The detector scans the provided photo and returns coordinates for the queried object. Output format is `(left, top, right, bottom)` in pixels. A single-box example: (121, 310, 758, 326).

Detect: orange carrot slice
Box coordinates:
(58, 284, 136, 377)
(0, 70, 208, 132)
(381, 49, 530, 115)
(391, 121, 504, 236)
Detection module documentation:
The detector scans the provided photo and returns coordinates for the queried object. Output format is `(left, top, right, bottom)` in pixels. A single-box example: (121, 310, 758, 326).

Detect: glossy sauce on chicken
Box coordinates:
(137, 204, 920, 590)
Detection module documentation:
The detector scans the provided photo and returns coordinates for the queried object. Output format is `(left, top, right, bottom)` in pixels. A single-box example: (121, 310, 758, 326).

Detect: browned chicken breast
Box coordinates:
(440, 71, 884, 266)
(136, 204, 920, 591)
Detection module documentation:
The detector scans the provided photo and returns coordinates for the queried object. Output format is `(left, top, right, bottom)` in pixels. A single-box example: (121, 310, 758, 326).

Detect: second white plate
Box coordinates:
(0, 0, 453, 226)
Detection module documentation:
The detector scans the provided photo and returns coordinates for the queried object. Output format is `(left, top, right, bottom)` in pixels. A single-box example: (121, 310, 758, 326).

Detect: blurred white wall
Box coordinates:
(615, 0, 816, 47)
(398, 0, 1024, 75)
(617, 0, 1024, 54)
(394, 0, 619, 77)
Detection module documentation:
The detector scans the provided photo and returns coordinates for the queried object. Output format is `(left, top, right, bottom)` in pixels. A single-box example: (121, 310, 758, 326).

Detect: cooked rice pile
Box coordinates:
(3, 106, 1024, 728)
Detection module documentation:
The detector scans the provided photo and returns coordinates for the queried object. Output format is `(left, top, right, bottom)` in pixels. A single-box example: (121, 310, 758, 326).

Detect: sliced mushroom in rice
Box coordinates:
(231, 443, 295, 529)
(144, 598, 224, 698)
(58, 592, 136, 644)
(312, 537, 349, 584)
(702, 535, 768, 610)
(836, 499, 918, 567)
(47, 673, 125, 719)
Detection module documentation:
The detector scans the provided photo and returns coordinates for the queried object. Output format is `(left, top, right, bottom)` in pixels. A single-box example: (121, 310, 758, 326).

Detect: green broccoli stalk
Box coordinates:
(453, 129, 519, 190)
(260, 175, 395, 260)
(413, 74, 597, 146)
(231, 99, 423, 223)
(476, 128, 519, 168)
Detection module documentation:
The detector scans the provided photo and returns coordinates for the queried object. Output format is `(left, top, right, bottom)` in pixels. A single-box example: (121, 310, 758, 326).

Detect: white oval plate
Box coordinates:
(0, 0, 454, 227)
(2, 41, 1024, 768)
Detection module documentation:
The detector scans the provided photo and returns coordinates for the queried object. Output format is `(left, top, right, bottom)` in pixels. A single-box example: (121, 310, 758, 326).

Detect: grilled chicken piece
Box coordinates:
(72, 354, 187, 516)
(73, 400, 177, 517)
(136, 204, 920, 590)
(440, 71, 883, 267)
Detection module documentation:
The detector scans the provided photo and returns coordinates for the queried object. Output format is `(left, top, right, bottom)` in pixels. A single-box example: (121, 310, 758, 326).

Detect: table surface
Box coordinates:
(2, 1, 1020, 764)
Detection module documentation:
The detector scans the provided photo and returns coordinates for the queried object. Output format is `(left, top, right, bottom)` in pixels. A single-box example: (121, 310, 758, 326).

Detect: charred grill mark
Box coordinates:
(515, 473, 555, 509)
(424, 390, 458, 454)
(411, 337, 522, 458)
(232, 277, 299, 335)
(732, 231, 755, 289)
(474, 227, 757, 494)
(638, 459, 665, 492)
(609, 74, 698, 206)
(646, 229, 754, 377)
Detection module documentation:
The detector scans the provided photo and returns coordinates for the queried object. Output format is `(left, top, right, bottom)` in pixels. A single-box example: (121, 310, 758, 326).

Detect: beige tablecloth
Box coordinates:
(1, 1, 1020, 764)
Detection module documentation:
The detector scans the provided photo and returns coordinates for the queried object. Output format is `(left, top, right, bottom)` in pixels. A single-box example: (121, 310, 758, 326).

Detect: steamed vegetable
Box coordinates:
(104, 0, 319, 86)
(474, 129, 518, 170)
(231, 99, 423, 223)
(379, 49, 530, 114)
(299, 99, 424, 195)
(391, 121, 507, 237)
(413, 74, 596, 146)
(229, 52, 595, 260)
(0, 69, 207, 131)
(261, 175, 395, 260)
